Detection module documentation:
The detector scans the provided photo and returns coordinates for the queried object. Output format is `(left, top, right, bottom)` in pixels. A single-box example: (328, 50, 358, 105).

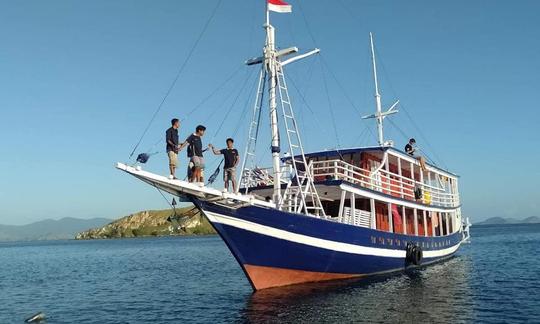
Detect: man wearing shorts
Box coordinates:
(209, 138, 239, 192)
(179, 125, 206, 184)
(166, 118, 180, 179)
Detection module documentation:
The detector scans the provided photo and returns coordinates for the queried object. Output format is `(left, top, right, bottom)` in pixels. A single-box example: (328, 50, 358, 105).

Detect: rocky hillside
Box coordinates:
(76, 207, 215, 239)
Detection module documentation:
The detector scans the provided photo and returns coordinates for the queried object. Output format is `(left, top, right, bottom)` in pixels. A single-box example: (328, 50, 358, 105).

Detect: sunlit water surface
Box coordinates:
(1, 224, 539, 323)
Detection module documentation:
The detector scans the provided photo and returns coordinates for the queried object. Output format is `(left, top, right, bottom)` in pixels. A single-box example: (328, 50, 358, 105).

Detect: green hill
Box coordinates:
(75, 207, 216, 239)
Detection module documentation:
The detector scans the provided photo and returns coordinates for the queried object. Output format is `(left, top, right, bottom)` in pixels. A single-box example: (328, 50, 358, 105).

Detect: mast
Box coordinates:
(243, 1, 320, 208)
(370, 32, 384, 146)
(362, 33, 399, 147)
(265, 3, 282, 202)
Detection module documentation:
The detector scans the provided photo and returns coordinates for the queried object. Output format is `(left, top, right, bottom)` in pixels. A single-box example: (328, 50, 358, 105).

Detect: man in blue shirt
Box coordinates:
(166, 118, 180, 179)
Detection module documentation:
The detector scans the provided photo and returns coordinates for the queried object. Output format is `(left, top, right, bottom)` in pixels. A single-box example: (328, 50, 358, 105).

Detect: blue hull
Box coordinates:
(196, 200, 462, 290)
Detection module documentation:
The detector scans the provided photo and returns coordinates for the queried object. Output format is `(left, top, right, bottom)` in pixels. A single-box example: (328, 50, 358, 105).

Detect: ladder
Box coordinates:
(275, 65, 326, 217)
(239, 69, 267, 193)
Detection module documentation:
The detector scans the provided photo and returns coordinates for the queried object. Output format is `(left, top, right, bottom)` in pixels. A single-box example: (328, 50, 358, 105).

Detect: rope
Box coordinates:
(136, 64, 245, 159)
(209, 68, 256, 143)
(387, 118, 438, 165)
(181, 64, 244, 123)
(297, 3, 373, 145)
(374, 43, 448, 169)
(286, 74, 334, 143)
(129, 0, 224, 159)
(320, 60, 341, 146)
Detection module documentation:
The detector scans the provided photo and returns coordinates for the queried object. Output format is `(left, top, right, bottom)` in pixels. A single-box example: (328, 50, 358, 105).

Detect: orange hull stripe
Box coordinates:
(243, 264, 363, 290)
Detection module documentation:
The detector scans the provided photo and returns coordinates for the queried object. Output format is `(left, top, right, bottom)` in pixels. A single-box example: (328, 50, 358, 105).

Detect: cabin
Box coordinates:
(241, 146, 462, 238)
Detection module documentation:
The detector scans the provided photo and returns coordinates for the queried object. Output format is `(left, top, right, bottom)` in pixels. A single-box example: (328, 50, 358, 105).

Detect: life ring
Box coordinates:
(406, 243, 423, 265)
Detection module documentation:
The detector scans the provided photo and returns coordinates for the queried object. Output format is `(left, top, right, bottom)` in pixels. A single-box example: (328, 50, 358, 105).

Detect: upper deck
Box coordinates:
(243, 146, 460, 209)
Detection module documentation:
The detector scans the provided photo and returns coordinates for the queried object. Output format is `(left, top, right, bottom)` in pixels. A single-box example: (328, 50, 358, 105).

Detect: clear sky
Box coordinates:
(1, 0, 539, 225)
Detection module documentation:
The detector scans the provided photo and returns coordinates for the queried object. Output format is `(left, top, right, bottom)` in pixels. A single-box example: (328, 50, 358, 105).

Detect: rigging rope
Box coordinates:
(128, 0, 224, 159)
(131, 64, 245, 161)
(209, 68, 256, 143)
(297, 1, 375, 146)
(373, 42, 449, 169)
(320, 60, 341, 146)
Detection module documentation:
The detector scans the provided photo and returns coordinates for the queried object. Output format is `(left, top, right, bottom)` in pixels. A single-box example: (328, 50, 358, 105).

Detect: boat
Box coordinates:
(117, 0, 471, 291)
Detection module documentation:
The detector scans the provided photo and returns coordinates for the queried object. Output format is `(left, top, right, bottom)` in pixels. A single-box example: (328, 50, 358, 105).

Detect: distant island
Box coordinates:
(0, 207, 216, 242)
(0, 217, 111, 241)
(76, 207, 215, 239)
(475, 216, 540, 225)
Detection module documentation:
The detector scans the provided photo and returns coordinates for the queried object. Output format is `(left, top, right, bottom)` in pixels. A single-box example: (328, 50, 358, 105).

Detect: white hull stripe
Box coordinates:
(204, 211, 460, 259)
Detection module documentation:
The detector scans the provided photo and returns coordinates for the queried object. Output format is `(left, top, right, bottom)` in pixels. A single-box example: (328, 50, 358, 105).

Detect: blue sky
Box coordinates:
(1, 0, 539, 225)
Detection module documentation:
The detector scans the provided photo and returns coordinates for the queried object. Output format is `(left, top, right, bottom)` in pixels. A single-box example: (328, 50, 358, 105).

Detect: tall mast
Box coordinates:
(370, 32, 384, 146)
(362, 33, 399, 147)
(264, 3, 282, 202)
(243, 1, 320, 207)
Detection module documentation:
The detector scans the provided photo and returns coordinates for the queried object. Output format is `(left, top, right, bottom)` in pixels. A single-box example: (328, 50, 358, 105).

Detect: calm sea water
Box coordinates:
(1, 224, 539, 323)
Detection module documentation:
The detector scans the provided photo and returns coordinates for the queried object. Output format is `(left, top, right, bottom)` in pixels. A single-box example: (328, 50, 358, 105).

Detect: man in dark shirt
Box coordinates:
(166, 118, 180, 179)
(405, 138, 426, 171)
(405, 138, 416, 156)
(209, 138, 240, 192)
(179, 125, 206, 184)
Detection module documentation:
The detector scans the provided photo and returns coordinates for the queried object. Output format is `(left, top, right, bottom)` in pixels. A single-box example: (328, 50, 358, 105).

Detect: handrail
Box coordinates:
(311, 159, 458, 207)
(369, 151, 388, 176)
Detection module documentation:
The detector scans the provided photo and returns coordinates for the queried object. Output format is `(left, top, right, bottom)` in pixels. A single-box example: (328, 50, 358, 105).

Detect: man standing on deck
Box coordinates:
(209, 138, 240, 192)
(166, 118, 181, 179)
(179, 125, 206, 184)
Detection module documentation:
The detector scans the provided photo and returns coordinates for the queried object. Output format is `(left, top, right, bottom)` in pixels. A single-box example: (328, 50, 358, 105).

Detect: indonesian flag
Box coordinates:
(268, 0, 292, 13)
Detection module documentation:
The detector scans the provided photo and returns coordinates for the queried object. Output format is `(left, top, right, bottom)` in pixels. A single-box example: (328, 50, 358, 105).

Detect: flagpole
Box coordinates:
(266, 1, 270, 25)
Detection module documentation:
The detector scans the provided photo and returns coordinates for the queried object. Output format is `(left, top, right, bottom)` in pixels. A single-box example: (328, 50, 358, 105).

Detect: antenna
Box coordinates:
(362, 32, 399, 147)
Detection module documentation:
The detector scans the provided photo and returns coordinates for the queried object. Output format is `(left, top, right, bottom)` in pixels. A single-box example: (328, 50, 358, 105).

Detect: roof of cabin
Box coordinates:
(285, 146, 459, 178)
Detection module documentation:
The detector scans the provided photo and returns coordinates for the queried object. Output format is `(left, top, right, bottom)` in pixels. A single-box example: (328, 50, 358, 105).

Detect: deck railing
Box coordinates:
(311, 159, 459, 208)
(240, 159, 459, 208)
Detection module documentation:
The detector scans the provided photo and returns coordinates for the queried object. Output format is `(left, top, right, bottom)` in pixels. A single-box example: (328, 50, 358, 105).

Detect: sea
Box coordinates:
(0, 224, 539, 323)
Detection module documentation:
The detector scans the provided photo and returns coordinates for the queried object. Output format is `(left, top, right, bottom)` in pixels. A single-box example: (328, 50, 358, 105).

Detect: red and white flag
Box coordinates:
(268, 0, 292, 13)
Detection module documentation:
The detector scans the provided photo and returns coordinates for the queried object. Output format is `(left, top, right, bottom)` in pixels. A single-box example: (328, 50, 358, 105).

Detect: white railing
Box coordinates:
(240, 165, 293, 189)
(311, 159, 459, 208)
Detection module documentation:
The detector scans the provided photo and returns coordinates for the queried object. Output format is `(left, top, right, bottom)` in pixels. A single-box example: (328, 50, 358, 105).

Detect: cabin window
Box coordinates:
(323, 200, 340, 218)
(355, 198, 371, 212)
(425, 211, 433, 236)
(405, 208, 415, 235)
(432, 212, 441, 236)
(352, 153, 362, 166)
(375, 201, 389, 232)
(441, 213, 448, 236)
(417, 212, 425, 236)
(390, 204, 404, 234)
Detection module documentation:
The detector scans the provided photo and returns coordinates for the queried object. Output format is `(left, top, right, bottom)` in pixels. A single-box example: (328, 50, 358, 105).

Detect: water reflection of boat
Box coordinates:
(240, 255, 473, 323)
(117, 0, 471, 291)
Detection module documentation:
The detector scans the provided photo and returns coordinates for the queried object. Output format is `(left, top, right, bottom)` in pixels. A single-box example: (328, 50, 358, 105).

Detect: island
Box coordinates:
(475, 216, 540, 226)
(76, 207, 216, 239)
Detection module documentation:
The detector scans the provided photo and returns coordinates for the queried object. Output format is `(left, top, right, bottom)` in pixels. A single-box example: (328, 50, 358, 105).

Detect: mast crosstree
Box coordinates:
(239, 3, 325, 216)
